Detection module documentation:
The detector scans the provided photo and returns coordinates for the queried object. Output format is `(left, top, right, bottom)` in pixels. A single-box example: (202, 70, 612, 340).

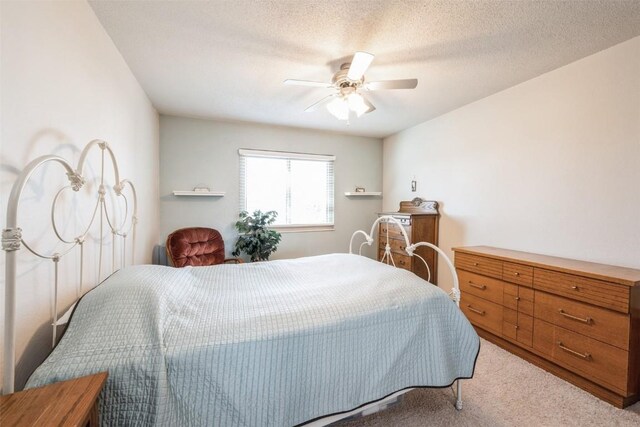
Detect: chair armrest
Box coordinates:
(224, 258, 244, 264)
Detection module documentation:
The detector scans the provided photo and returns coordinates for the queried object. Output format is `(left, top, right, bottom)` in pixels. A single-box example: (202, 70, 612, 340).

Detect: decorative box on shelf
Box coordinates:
(345, 186, 381, 197)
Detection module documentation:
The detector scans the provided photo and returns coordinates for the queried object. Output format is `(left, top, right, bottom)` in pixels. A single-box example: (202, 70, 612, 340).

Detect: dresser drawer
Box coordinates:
(378, 250, 412, 271)
(504, 307, 518, 324)
(461, 293, 503, 335)
(455, 252, 502, 279)
(502, 308, 518, 341)
(519, 297, 534, 317)
(534, 269, 629, 313)
(503, 284, 534, 316)
(517, 313, 533, 347)
(533, 319, 628, 394)
(379, 223, 411, 240)
(503, 312, 533, 347)
(534, 291, 629, 350)
(503, 262, 533, 287)
(378, 237, 409, 254)
(503, 290, 518, 311)
(458, 270, 504, 305)
(503, 319, 517, 341)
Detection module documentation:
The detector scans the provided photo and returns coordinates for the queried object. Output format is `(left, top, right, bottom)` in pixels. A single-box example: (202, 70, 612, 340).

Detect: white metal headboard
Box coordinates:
(2, 140, 138, 394)
(349, 215, 461, 305)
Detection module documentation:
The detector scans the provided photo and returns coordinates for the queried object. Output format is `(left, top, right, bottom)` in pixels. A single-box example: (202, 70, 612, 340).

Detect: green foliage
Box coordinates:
(232, 210, 282, 262)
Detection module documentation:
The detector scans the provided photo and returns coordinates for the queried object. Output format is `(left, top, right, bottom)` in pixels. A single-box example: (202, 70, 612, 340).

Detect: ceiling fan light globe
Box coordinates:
(347, 93, 370, 117)
(327, 97, 349, 120)
(355, 108, 368, 118)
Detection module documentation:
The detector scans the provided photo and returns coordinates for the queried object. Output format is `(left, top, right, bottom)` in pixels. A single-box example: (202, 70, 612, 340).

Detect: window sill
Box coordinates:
(272, 224, 335, 233)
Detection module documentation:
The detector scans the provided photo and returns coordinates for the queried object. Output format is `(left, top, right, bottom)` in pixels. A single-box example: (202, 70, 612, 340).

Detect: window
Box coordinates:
(239, 149, 335, 231)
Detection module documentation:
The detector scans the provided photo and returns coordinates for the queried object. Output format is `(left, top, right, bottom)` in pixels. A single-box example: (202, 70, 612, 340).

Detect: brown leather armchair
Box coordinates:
(166, 227, 243, 267)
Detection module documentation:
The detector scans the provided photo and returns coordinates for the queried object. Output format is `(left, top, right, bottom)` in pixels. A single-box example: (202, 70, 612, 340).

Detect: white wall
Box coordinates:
(383, 36, 640, 291)
(160, 115, 382, 260)
(0, 1, 159, 390)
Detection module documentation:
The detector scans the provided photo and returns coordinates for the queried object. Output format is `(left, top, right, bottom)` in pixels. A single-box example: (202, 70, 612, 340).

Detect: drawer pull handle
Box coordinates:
(467, 305, 485, 316)
(473, 262, 479, 266)
(468, 281, 486, 290)
(399, 260, 406, 266)
(558, 341, 591, 360)
(514, 297, 520, 301)
(571, 286, 579, 291)
(514, 272, 520, 276)
(558, 309, 592, 325)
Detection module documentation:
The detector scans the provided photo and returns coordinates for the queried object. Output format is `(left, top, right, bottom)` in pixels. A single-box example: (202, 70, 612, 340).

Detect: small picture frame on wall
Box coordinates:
(355, 187, 366, 193)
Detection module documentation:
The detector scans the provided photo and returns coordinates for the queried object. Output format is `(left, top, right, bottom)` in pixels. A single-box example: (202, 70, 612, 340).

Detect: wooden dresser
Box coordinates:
(453, 246, 640, 408)
(0, 372, 107, 426)
(378, 199, 439, 284)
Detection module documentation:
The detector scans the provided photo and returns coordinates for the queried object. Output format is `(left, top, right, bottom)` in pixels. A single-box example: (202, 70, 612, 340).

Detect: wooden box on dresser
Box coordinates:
(453, 246, 640, 408)
(377, 199, 439, 285)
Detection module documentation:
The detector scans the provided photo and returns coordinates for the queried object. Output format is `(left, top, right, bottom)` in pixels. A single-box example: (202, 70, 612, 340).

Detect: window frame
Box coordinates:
(238, 149, 336, 232)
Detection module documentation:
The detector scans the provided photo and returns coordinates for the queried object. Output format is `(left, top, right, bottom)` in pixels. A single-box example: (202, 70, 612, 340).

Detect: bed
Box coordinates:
(3, 140, 479, 426)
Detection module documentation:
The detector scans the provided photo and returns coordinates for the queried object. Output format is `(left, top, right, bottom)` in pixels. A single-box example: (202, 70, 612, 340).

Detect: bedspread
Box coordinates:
(27, 253, 479, 426)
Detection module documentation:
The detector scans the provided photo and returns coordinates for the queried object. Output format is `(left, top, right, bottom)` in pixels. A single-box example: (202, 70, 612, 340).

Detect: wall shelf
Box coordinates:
(344, 192, 382, 197)
(173, 190, 225, 197)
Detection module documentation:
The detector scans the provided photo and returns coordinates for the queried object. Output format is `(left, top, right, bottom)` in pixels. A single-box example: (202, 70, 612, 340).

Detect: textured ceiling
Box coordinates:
(89, 0, 640, 138)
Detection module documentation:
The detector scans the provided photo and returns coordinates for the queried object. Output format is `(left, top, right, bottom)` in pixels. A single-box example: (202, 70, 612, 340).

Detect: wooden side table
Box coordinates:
(0, 372, 107, 426)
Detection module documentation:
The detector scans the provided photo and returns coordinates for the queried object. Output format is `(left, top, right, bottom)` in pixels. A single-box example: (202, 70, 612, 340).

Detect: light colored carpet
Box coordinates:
(337, 338, 640, 426)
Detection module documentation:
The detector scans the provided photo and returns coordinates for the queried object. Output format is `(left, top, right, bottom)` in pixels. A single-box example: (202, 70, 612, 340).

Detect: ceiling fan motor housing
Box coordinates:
(332, 62, 364, 93)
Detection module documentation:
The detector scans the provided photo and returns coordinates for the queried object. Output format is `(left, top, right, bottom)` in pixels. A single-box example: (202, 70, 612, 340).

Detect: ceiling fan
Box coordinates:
(284, 51, 418, 121)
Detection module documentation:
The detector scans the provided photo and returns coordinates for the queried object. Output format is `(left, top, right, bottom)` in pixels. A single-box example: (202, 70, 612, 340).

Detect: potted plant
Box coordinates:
(232, 210, 282, 262)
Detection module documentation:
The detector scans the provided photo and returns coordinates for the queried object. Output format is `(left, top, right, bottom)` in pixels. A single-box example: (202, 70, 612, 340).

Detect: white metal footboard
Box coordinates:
(349, 215, 463, 411)
(349, 215, 460, 305)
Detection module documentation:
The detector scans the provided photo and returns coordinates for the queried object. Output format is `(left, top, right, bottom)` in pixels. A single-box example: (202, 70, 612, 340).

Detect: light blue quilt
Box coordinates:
(27, 254, 479, 426)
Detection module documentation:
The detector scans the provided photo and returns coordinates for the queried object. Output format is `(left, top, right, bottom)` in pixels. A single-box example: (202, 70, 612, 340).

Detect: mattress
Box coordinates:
(27, 253, 480, 426)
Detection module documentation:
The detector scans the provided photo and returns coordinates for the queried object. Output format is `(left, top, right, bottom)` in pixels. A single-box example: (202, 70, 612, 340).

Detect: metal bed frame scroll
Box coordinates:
(349, 215, 464, 411)
(2, 140, 137, 395)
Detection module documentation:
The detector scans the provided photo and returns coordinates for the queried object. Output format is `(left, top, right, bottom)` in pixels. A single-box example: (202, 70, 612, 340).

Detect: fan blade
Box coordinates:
(304, 94, 336, 112)
(362, 95, 376, 114)
(365, 79, 418, 90)
(284, 79, 333, 88)
(347, 51, 374, 81)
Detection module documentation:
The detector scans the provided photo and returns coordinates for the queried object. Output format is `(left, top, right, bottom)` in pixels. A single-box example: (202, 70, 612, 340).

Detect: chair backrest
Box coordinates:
(166, 227, 226, 267)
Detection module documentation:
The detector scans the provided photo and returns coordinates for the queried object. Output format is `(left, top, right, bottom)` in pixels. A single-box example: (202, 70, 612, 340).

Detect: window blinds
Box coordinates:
(239, 149, 335, 227)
